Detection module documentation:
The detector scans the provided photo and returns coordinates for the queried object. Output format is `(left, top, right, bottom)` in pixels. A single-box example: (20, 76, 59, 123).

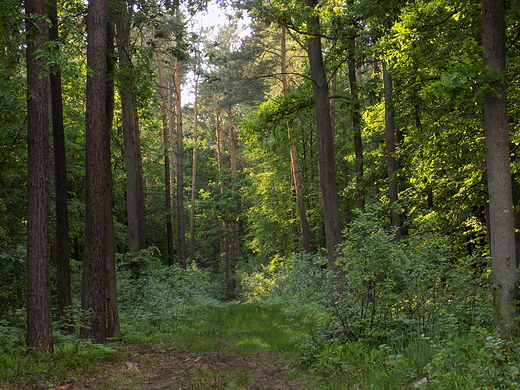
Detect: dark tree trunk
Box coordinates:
(482, 0, 518, 335)
(189, 64, 199, 265)
(105, 19, 120, 338)
(348, 37, 364, 212)
(48, 0, 72, 331)
(116, 0, 146, 254)
(156, 50, 175, 265)
(382, 62, 402, 240)
(25, 0, 53, 353)
(175, 58, 186, 269)
(82, 0, 108, 344)
(305, 0, 343, 284)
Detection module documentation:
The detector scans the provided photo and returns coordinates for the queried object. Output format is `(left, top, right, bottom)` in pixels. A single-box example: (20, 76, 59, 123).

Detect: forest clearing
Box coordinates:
(3, 0, 520, 388)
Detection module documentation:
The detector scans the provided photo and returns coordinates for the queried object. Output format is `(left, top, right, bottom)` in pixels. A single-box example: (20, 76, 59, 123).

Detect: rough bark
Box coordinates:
(305, 0, 343, 283)
(105, 20, 120, 338)
(382, 62, 402, 240)
(482, 0, 518, 335)
(48, 0, 73, 331)
(25, 0, 53, 352)
(82, 0, 108, 344)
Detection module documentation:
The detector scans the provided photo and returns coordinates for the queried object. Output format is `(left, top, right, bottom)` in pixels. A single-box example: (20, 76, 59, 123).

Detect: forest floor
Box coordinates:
(48, 342, 308, 389)
(18, 304, 312, 390)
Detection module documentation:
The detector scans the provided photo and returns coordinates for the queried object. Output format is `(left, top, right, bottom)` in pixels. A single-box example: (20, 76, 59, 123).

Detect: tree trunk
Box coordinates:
(82, 0, 108, 344)
(116, 0, 146, 254)
(189, 64, 199, 265)
(25, 0, 53, 352)
(281, 25, 311, 252)
(482, 0, 518, 335)
(156, 50, 175, 265)
(382, 62, 402, 240)
(348, 37, 364, 212)
(305, 0, 343, 284)
(48, 0, 72, 332)
(105, 20, 120, 338)
(174, 58, 187, 269)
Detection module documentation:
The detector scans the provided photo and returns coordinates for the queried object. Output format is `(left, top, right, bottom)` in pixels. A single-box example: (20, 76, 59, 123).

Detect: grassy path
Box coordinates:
(47, 303, 310, 389)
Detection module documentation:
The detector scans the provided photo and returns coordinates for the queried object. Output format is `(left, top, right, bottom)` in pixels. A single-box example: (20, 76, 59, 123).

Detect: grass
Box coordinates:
(170, 302, 307, 357)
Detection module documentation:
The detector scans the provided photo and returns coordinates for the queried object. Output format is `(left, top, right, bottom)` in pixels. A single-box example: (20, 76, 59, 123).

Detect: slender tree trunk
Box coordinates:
(25, 0, 53, 352)
(105, 20, 120, 338)
(281, 26, 310, 252)
(174, 58, 186, 269)
(482, 0, 518, 335)
(156, 50, 175, 265)
(348, 37, 364, 212)
(48, 0, 72, 331)
(305, 0, 343, 283)
(116, 0, 146, 254)
(189, 67, 199, 265)
(82, 0, 108, 344)
(382, 62, 401, 240)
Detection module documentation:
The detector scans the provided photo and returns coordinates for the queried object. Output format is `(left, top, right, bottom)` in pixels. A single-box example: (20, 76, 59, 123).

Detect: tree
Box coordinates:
(48, 0, 73, 330)
(116, 0, 146, 254)
(82, 0, 109, 344)
(25, 0, 53, 353)
(482, 0, 518, 335)
(304, 0, 343, 282)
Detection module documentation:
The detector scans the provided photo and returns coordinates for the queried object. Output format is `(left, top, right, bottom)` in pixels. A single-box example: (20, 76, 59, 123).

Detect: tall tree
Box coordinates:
(482, 0, 518, 335)
(156, 50, 175, 265)
(174, 57, 187, 269)
(281, 25, 310, 252)
(48, 0, 72, 330)
(189, 53, 200, 265)
(82, 0, 109, 344)
(382, 62, 401, 239)
(304, 0, 343, 282)
(25, 0, 53, 353)
(116, 0, 146, 254)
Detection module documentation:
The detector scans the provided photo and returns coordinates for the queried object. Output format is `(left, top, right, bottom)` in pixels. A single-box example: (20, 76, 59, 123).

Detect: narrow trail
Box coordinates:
(47, 304, 311, 390)
(58, 345, 308, 389)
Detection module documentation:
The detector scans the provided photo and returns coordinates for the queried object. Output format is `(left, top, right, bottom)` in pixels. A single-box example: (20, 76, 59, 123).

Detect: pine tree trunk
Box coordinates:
(156, 50, 175, 265)
(48, 0, 72, 332)
(482, 0, 518, 335)
(82, 0, 108, 344)
(175, 58, 187, 269)
(26, 0, 53, 352)
(305, 0, 343, 284)
(189, 67, 199, 265)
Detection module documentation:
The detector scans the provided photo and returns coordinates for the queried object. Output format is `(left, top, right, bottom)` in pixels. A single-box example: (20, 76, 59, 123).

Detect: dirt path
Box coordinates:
(50, 345, 309, 390)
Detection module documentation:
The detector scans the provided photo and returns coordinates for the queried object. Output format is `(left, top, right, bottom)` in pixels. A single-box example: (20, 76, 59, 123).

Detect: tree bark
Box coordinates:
(105, 19, 120, 338)
(48, 0, 72, 332)
(305, 0, 343, 284)
(116, 0, 146, 254)
(382, 62, 402, 240)
(25, 0, 53, 352)
(156, 50, 175, 265)
(82, 0, 108, 344)
(482, 0, 518, 335)
(174, 58, 187, 269)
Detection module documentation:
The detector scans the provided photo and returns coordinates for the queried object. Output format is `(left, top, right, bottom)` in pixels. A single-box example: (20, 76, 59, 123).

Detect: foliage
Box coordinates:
(116, 247, 222, 338)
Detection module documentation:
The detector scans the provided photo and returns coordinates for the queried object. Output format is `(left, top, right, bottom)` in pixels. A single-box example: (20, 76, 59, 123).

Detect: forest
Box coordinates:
(2, 0, 520, 388)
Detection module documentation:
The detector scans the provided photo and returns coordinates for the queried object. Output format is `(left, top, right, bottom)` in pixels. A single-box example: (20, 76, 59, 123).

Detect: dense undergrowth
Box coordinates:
(2, 212, 520, 389)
